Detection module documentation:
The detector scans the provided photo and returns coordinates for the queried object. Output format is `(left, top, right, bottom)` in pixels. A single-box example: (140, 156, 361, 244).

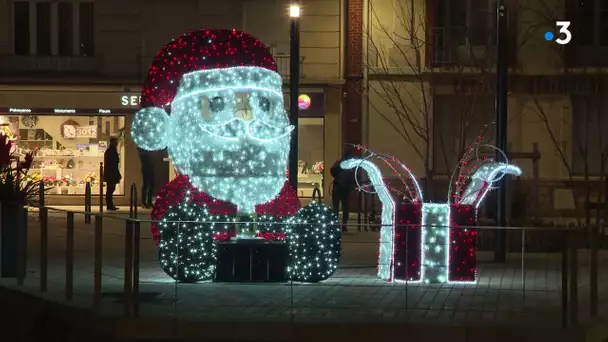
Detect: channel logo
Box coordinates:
(544, 21, 572, 45)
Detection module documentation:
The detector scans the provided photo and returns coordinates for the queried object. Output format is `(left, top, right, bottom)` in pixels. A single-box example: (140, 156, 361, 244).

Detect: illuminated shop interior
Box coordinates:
(295, 93, 325, 198)
(0, 113, 125, 195)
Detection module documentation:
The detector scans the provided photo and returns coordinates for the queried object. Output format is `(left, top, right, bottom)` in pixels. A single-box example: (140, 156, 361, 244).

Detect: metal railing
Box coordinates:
(0, 186, 606, 332)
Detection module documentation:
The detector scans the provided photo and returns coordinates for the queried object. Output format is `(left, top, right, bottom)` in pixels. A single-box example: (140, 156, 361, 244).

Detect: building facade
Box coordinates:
(362, 0, 608, 216)
(0, 0, 345, 205)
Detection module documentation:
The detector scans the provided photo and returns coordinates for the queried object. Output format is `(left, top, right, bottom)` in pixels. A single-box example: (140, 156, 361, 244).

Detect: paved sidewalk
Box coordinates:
(1, 209, 606, 329)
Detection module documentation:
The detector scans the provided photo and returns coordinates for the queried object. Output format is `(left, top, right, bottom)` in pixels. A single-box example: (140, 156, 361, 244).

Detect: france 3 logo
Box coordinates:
(544, 21, 572, 45)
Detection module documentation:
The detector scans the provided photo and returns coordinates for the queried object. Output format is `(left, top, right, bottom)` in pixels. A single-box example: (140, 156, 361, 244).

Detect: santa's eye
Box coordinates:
(209, 97, 225, 112)
(258, 97, 271, 112)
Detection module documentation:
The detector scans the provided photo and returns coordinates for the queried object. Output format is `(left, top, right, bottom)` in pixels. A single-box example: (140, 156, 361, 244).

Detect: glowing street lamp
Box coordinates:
(289, 4, 300, 18)
(288, 3, 301, 192)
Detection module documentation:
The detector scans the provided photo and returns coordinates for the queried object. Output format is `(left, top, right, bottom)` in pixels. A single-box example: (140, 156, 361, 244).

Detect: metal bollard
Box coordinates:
(66, 211, 74, 300)
(93, 215, 103, 308)
(38, 182, 45, 218)
(40, 207, 48, 292)
(130, 183, 138, 219)
(133, 220, 141, 317)
(99, 162, 104, 213)
(84, 182, 91, 224)
(124, 219, 134, 316)
(311, 187, 321, 202)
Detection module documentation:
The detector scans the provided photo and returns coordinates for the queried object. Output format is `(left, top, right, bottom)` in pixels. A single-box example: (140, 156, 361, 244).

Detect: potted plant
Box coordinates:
(0, 134, 44, 277)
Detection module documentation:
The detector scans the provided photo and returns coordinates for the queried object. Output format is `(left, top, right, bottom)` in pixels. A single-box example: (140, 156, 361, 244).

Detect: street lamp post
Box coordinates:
(494, 0, 508, 262)
(288, 3, 301, 193)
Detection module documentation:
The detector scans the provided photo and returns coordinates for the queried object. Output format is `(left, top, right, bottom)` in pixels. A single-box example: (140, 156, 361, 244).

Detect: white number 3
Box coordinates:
(556, 21, 572, 45)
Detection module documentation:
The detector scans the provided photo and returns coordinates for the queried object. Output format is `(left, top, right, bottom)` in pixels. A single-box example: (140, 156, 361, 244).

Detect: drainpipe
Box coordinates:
(362, 0, 370, 146)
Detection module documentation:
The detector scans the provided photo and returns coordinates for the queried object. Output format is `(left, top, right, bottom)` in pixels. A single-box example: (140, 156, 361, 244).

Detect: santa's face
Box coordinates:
(166, 67, 292, 213)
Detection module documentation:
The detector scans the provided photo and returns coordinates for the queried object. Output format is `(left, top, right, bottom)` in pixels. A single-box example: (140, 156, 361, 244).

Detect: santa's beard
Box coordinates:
(168, 119, 290, 213)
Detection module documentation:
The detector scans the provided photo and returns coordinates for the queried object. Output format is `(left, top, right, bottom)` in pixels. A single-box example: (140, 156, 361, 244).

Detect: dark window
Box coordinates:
(429, 0, 504, 66)
(36, 2, 51, 55)
(601, 1, 608, 45)
(570, 0, 608, 46)
(58, 2, 74, 56)
(434, 0, 496, 46)
(575, 0, 596, 46)
(13, 1, 30, 55)
(78, 3, 94, 56)
(571, 96, 608, 175)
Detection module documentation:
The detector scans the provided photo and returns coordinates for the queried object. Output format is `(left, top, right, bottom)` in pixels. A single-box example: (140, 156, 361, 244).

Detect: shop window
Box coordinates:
(297, 117, 324, 198)
(5, 114, 125, 196)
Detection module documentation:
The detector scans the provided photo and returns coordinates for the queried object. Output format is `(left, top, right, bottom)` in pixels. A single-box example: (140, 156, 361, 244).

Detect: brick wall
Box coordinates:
(342, 0, 364, 151)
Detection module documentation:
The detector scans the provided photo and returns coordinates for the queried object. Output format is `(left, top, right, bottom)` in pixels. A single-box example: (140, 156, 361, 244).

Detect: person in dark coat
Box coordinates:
(330, 149, 357, 232)
(138, 148, 155, 208)
(103, 137, 121, 210)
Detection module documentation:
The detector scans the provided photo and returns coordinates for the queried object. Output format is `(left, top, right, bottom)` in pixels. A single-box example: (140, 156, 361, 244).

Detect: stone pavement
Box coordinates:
(1, 207, 607, 330)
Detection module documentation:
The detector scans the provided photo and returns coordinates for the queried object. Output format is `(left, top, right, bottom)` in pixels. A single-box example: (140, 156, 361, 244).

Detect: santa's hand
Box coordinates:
(131, 107, 170, 151)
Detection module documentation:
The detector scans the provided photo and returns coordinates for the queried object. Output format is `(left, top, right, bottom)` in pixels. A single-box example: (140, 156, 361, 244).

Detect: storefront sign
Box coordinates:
(1, 107, 132, 115)
(298, 94, 311, 110)
(284, 92, 325, 118)
(121, 95, 141, 106)
(54, 109, 76, 114)
(63, 125, 98, 139)
(9, 108, 32, 113)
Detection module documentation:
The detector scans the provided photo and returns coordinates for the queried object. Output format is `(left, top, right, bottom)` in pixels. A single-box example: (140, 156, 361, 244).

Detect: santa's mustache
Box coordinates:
(198, 118, 293, 144)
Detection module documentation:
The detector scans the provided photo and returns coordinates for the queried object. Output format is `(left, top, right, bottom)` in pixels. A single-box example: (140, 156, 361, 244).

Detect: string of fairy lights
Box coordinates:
(132, 28, 523, 286)
(133, 29, 340, 283)
(341, 142, 522, 284)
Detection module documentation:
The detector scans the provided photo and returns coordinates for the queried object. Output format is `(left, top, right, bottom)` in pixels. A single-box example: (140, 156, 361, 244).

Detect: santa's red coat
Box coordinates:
(150, 175, 302, 244)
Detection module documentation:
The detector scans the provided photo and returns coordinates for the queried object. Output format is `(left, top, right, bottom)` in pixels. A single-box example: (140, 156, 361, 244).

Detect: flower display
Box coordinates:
(42, 176, 56, 187)
(61, 175, 78, 187)
(310, 161, 324, 174)
(0, 134, 47, 203)
(0, 125, 14, 140)
(83, 172, 98, 184)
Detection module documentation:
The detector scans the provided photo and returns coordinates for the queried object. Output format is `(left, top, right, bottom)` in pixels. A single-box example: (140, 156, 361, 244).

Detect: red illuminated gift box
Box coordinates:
(392, 202, 478, 283)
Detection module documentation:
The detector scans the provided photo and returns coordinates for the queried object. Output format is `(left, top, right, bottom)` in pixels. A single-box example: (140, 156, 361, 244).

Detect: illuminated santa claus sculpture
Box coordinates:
(131, 29, 340, 283)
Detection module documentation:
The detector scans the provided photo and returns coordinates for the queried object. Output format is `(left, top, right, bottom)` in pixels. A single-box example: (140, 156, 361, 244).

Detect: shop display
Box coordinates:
(340, 137, 522, 284)
(133, 28, 340, 283)
(297, 160, 323, 197)
(21, 115, 38, 128)
(7, 117, 125, 195)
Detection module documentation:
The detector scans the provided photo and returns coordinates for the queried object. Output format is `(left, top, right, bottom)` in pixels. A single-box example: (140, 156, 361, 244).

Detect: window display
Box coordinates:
(297, 118, 324, 197)
(1, 115, 125, 195)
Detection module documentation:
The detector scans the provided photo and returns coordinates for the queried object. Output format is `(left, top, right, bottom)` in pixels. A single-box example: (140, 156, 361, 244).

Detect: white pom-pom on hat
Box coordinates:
(131, 107, 170, 151)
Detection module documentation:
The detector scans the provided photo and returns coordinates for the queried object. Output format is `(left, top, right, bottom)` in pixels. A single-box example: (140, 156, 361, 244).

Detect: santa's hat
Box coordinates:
(132, 29, 282, 151)
(139, 28, 279, 110)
